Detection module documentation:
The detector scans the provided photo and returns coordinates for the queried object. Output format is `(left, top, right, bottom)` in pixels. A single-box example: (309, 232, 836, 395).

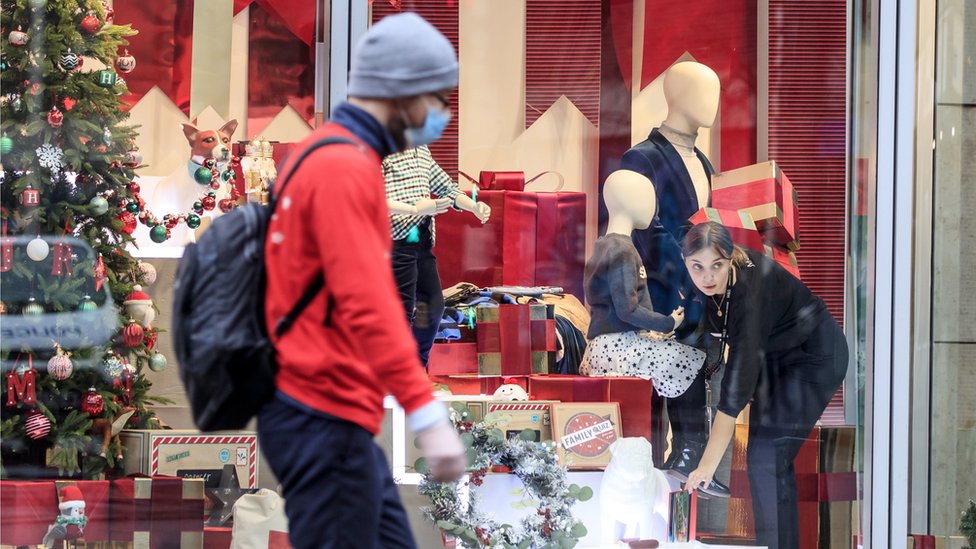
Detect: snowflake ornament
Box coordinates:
(36, 143, 64, 178)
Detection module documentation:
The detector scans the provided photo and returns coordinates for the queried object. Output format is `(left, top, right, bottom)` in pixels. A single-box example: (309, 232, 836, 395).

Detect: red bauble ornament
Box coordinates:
(128, 182, 141, 194)
(48, 345, 74, 380)
(122, 320, 144, 347)
(47, 105, 63, 127)
(218, 199, 234, 213)
(81, 388, 105, 417)
(25, 409, 51, 440)
(201, 196, 216, 211)
(118, 211, 137, 234)
(80, 14, 101, 35)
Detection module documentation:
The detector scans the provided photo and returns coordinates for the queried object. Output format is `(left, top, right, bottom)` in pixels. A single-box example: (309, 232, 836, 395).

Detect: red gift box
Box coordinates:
(689, 208, 766, 253)
(205, 526, 233, 549)
(436, 190, 587, 300)
(110, 475, 205, 548)
(463, 170, 564, 192)
(476, 304, 556, 376)
(527, 375, 653, 442)
(764, 245, 801, 279)
(725, 425, 856, 549)
(711, 161, 801, 250)
(429, 374, 527, 396)
(427, 342, 478, 376)
(0, 480, 110, 545)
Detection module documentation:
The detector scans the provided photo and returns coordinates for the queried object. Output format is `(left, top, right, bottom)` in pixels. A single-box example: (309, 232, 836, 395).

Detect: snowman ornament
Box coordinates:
(42, 485, 87, 547)
(123, 285, 155, 327)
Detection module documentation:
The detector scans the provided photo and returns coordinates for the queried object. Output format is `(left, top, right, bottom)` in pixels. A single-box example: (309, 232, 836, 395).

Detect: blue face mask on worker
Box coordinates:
(402, 97, 451, 148)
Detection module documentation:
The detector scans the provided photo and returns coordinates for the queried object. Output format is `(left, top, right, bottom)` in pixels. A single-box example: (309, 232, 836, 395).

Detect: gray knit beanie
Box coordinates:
(347, 13, 458, 99)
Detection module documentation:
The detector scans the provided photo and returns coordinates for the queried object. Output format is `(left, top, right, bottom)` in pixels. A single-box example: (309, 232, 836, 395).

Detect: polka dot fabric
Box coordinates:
(579, 332, 705, 397)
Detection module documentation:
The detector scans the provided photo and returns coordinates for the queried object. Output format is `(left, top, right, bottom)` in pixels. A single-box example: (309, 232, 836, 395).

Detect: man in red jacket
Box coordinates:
(259, 13, 465, 549)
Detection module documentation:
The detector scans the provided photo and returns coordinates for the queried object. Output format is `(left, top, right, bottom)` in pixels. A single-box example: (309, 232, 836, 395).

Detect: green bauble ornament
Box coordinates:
(126, 201, 140, 213)
(186, 214, 201, 229)
(194, 167, 213, 184)
(0, 135, 12, 154)
(148, 352, 168, 372)
(79, 295, 97, 312)
(221, 170, 233, 182)
(89, 195, 109, 215)
(192, 201, 203, 213)
(149, 225, 167, 243)
(28, 0, 47, 10)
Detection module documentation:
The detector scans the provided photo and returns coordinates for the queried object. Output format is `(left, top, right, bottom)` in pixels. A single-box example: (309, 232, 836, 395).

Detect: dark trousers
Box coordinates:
(666, 366, 710, 447)
(258, 393, 417, 549)
(392, 220, 444, 366)
(747, 314, 849, 549)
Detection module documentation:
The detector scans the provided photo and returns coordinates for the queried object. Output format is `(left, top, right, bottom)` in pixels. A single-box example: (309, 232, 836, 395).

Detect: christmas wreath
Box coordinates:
(416, 403, 592, 549)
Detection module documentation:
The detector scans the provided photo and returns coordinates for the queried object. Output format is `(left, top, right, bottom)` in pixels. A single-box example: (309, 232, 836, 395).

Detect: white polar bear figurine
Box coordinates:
(599, 437, 670, 544)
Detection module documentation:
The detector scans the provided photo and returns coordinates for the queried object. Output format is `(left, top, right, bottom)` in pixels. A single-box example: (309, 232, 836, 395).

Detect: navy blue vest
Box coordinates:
(620, 128, 713, 334)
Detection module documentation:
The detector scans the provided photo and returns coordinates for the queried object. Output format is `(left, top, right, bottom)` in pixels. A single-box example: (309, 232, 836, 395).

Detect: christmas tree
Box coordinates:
(1, 0, 170, 479)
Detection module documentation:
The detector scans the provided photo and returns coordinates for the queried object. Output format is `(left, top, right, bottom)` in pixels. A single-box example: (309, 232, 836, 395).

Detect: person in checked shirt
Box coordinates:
(384, 145, 490, 366)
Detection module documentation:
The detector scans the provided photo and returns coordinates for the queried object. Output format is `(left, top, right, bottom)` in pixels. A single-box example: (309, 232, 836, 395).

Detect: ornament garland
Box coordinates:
(418, 403, 591, 548)
(126, 157, 241, 242)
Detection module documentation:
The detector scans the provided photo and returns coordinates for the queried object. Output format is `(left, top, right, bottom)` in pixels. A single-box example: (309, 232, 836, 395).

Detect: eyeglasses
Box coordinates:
(432, 93, 451, 108)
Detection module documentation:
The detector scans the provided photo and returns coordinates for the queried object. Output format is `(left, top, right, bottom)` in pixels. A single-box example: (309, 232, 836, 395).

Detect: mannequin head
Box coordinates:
(663, 62, 720, 133)
(604, 170, 657, 234)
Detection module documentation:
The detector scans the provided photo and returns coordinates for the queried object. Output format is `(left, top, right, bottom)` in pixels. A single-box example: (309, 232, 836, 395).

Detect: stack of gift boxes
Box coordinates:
(693, 160, 802, 278)
(0, 476, 205, 548)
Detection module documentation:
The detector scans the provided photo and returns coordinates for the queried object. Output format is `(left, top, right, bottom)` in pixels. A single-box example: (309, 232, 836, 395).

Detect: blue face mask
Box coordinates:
(403, 104, 451, 148)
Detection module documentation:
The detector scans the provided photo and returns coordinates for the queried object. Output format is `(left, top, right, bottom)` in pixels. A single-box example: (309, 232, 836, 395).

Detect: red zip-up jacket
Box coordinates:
(264, 122, 440, 435)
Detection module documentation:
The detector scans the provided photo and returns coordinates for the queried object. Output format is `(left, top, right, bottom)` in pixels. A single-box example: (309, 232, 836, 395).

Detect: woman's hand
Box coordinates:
(686, 463, 717, 493)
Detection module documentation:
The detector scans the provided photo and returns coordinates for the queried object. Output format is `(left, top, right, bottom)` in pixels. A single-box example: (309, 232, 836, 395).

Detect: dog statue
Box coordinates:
(136, 120, 239, 249)
(599, 437, 670, 544)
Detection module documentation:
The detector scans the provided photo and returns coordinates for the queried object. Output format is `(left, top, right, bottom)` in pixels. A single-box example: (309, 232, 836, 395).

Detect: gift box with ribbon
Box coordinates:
(689, 208, 766, 253)
(476, 304, 557, 376)
(724, 424, 857, 549)
(764, 244, 802, 280)
(463, 170, 564, 192)
(711, 160, 801, 251)
(110, 475, 205, 548)
(0, 479, 110, 546)
(435, 188, 587, 300)
(527, 375, 653, 443)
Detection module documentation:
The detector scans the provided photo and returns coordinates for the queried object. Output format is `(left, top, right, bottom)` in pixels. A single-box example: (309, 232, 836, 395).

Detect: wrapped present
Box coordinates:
(429, 374, 528, 396)
(688, 208, 766, 253)
(528, 375, 653, 442)
(485, 401, 558, 442)
(111, 476, 204, 548)
(110, 475, 205, 548)
(427, 342, 478, 376)
(463, 170, 564, 192)
(0, 479, 110, 546)
(476, 304, 557, 376)
(550, 402, 622, 469)
(711, 160, 801, 250)
(725, 425, 856, 549)
(436, 190, 587, 300)
(764, 244, 801, 279)
(120, 429, 259, 487)
(205, 526, 233, 549)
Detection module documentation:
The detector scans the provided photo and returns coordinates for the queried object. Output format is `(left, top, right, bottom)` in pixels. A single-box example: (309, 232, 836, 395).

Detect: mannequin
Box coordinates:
(621, 61, 730, 498)
(384, 146, 490, 366)
(580, 170, 705, 400)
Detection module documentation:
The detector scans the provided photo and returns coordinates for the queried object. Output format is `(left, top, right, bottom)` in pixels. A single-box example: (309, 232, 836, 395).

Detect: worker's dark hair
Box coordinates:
(682, 221, 749, 265)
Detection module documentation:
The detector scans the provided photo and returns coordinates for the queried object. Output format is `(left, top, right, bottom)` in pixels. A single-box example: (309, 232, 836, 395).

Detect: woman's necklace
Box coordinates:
(710, 271, 733, 317)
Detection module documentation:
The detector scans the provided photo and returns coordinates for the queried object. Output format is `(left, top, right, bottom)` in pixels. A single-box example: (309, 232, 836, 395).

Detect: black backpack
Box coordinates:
(173, 136, 356, 431)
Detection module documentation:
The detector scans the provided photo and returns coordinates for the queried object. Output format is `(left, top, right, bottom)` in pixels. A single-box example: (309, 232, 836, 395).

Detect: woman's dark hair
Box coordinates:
(682, 221, 749, 265)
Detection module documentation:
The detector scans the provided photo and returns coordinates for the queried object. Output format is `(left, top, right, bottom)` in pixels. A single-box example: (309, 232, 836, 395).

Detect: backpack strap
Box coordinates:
(271, 135, 360, 339)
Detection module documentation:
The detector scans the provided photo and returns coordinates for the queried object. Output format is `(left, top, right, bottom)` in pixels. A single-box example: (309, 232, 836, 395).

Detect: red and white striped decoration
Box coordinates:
(488, 403, 550, 412)
(25, 409, 51, 440)
(151, 435, 258, 487)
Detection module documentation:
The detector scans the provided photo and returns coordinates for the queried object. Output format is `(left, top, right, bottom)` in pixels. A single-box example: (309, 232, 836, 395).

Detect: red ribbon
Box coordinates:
(712, 175, 799, 244)
(534, 193, 586, 299)
(5, 355, 37, 407)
